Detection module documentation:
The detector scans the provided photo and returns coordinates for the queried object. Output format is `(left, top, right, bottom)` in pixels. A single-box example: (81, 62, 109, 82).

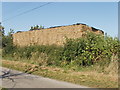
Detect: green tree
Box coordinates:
(2, 29, 14, 48)
(30, 26, 34, 31)
(0, 22, 5, 36)
(33, 26, 37, 30)
(29, 25, 44, 31)
(36, 25, 39, 29)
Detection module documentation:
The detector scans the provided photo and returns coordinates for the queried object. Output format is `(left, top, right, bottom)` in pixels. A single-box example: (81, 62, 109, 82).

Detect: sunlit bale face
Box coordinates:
(12, 24, 104, 47)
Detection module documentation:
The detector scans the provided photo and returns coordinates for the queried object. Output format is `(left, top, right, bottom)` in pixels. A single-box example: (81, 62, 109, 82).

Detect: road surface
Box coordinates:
(0, 67, 88, 88)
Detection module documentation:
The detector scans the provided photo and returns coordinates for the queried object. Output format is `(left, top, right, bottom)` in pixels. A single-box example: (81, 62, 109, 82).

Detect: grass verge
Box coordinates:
(2, 59, 118, 88)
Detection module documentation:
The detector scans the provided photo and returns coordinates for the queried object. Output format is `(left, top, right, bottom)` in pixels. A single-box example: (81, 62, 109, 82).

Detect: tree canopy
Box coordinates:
(30, 25, 44, 31)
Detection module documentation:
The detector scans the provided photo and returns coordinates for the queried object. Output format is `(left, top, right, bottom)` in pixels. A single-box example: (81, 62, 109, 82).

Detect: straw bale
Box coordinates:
(13, 24, 104, 47)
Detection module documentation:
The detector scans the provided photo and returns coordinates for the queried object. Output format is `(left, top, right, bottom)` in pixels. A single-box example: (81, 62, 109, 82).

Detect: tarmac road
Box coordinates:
(0, 67, 88, 88)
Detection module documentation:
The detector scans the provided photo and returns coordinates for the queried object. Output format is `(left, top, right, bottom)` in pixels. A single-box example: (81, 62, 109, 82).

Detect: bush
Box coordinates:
(62, 32, 120, 66)
(2, 29, 16, 58)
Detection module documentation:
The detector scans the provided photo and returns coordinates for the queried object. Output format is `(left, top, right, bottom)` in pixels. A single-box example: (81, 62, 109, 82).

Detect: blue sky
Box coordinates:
(2, 2, 118, 37)
(0, 2, 1, 21)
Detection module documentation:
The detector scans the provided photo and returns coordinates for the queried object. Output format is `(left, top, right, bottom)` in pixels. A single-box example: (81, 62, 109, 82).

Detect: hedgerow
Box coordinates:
(2, 32, 120, 67)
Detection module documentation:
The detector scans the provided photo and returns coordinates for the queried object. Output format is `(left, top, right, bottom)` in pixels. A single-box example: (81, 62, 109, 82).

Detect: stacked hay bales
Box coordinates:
(13, 24, 104, 47)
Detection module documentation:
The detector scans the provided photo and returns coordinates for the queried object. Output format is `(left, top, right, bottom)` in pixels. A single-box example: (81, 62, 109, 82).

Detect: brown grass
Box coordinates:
(2, 60, 118, 88)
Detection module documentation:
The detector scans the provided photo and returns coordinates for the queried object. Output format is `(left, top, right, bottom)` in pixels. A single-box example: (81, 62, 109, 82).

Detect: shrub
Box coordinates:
(62, 32, 120, 66)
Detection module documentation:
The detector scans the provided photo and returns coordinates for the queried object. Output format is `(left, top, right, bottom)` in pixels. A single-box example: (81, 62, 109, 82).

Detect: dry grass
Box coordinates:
(2, 59, 118, 88)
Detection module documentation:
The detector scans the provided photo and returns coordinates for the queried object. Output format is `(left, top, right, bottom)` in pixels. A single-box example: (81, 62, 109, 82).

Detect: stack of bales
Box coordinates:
(13, 23, 104, 47)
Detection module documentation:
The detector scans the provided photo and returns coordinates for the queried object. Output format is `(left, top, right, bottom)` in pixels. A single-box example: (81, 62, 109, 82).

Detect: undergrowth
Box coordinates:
(2, 32, 120, 74)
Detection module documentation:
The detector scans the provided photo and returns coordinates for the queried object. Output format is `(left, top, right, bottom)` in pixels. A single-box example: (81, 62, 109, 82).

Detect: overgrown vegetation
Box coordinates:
(2, 31, 120, 73)
(2, 28, 119, 88)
